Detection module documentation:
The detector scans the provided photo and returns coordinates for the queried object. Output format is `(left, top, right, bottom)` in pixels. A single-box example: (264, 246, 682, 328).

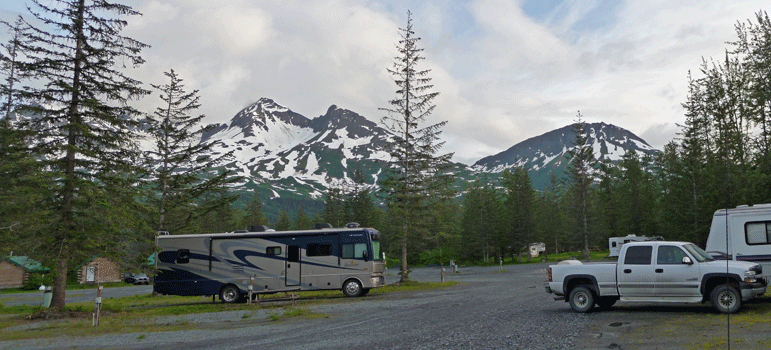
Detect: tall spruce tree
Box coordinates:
(566, 113, 595, 260)
(144, 69, 238, 234)
(0, 16, 44, 243)
(502, 168, 535, 261)
(244, 191, 268, 229)
(1, 16, 33, 120)
(379, 11, 454, 282)
(15, 0, 151, 309)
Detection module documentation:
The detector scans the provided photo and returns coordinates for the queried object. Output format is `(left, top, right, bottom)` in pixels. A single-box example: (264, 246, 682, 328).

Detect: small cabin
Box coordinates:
(76, 256, 122, 284)
(0, 256, 49, 289)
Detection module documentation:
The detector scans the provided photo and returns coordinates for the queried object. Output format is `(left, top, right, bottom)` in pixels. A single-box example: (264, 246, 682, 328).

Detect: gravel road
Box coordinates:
(2, 263, 588, 350)
(7, 263, 757, 350)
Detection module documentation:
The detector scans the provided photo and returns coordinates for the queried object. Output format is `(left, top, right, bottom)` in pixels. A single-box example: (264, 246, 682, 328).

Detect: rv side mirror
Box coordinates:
(362, 250, 368, 262)
(682, 257, 693, 265)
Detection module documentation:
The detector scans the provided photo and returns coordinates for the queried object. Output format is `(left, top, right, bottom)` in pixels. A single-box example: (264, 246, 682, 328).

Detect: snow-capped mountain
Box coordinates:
(202, 98, 392, 200)
(472, 122, 659, 188)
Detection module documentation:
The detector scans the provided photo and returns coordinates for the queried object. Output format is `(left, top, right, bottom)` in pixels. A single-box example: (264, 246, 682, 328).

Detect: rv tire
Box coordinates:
(220, 284, 241, 303)
(343, 279, 363, 297)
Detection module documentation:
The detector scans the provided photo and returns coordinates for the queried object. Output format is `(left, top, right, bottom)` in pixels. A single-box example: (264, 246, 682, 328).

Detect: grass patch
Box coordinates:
(0, 280, 458, 341)
(268, 307, 328, 322)
(627, 294, 771, 349)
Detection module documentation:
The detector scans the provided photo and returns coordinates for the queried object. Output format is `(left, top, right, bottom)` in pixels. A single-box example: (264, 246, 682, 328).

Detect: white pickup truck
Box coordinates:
(545, 241, 766, 313)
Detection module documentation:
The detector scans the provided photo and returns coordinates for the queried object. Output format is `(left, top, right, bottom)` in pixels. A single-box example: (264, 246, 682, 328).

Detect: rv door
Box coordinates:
(286, 245, 301, 286)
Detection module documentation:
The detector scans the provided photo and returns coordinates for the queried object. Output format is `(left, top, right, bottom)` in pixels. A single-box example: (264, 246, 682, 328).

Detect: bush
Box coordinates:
(23, 273, 54, 290)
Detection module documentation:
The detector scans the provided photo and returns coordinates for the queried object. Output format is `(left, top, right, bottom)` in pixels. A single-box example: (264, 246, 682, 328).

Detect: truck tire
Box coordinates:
(596, 296, 618, 310)
(569, 286, 595, 313)
(711, 284, 741, 314)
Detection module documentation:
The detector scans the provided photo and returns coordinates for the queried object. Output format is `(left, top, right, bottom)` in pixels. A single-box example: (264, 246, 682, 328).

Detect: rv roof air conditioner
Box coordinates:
(345, 222, 361, 228)
(247, 225, 271, 232)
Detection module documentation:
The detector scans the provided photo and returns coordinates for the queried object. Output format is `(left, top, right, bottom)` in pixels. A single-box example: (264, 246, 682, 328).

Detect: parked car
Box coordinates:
(124, 272, 150, 285)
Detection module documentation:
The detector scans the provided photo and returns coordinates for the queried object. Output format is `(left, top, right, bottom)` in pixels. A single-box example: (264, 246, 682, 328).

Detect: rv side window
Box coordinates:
(624, 246, 652, 265)
(176, 249, 190, 264)
(342, 243, 367, 259)
(612, 242, 617, 247)
(746, 222, 771, 245)
(266, 246, 282, 256)
(307, 244, 332, 257)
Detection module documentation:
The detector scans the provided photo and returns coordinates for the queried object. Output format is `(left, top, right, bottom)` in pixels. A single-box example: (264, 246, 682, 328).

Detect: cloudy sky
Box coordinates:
(0, 0, 767, 164)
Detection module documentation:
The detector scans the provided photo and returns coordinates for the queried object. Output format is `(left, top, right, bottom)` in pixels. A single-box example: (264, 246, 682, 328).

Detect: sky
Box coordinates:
(0, 0, 767, 165)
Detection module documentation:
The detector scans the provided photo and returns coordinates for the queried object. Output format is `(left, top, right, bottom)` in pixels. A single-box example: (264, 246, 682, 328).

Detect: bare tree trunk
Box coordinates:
(400, 221, 409, 282)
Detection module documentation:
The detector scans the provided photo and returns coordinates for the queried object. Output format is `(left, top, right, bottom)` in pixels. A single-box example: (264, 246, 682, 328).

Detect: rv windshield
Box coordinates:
(683, 244, 714, 262)
(371, 233, 382, 261)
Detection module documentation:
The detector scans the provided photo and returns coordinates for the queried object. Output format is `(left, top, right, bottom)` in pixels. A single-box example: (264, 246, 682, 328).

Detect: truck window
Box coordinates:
(624, 246, 652, 265)
(746, 222, 771, 245)
(657, 246, 688, 265)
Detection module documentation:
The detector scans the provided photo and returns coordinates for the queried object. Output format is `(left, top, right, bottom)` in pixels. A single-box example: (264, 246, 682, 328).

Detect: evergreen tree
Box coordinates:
(144, 69, 239, 234)
(0, 16, 33, 120)
(594, 161, 621, 243)
(460, 181, 503, 263)
(274, 210, 292, 231)
(502, 168, 535, 261)
(566, 113, 595, 260)
(379, 10, 454, 282)
(343, 168, 381, 228)
(322, 187, 345, 227)
(0, 16, 45, 246)
(244, 191, 268, 228)
(536, 170, 565, 255)
(15, 0, 151, 309)
(293, 205, 312, 230)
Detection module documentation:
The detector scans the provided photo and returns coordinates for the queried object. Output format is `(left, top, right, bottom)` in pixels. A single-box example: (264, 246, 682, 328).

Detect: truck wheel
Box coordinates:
(569, 286, 595, 313)
(220, 284, 241, 303)
(596, 296, 618, 309)
(711, 284, 741, 314)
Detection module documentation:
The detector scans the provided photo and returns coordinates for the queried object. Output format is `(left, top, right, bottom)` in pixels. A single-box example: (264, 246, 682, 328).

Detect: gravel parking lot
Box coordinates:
(1, 263, 768, 350)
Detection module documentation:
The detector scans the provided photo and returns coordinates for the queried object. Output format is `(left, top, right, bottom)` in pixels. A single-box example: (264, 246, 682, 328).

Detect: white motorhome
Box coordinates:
(608, 235, 663, 257)
(705, 204, 771, 279)
(528, 242, 546, 258)
(154, 224, 386, 302)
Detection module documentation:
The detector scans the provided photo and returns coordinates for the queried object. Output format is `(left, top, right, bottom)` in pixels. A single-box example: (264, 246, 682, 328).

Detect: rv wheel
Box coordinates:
(343, 279, 362, 297)
(220, 284, 241, 303)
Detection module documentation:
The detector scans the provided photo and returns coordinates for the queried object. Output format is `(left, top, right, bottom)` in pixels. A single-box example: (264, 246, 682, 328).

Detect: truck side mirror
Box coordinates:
(682, 257, 693, 265)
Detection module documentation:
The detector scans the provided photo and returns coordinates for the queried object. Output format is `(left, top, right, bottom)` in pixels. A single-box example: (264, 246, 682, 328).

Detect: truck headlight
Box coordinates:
(744, 271, 758, 283)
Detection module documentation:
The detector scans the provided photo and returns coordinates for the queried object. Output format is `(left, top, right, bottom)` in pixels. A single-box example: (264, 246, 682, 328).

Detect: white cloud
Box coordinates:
(1, 0, 767, 165)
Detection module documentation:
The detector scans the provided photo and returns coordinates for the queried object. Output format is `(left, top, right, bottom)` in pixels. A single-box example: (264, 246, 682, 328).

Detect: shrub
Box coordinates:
(23, 274, 54, 290)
